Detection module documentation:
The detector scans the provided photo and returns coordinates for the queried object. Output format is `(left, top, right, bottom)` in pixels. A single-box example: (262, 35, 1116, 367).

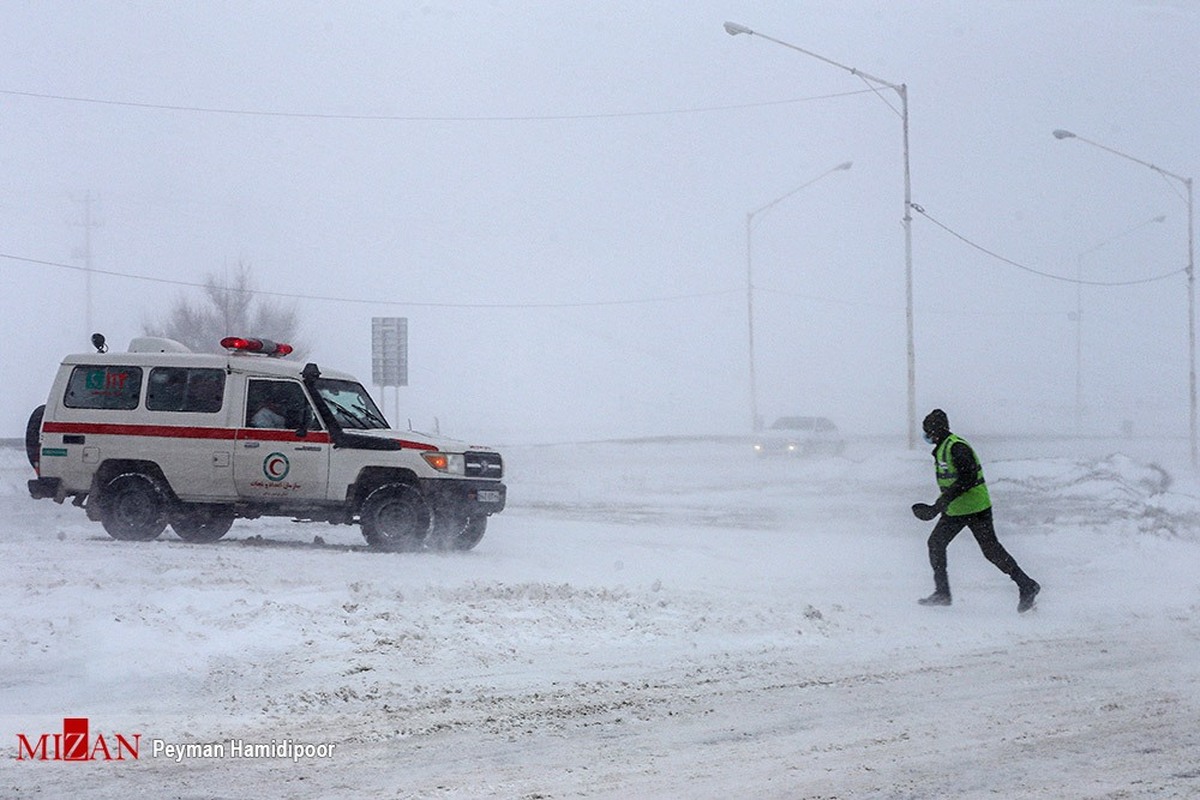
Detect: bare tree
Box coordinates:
(144, 263, 305, 355)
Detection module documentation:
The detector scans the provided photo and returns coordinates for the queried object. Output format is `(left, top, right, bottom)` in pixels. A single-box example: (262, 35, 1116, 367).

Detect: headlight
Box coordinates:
(422, 452, 465, 475)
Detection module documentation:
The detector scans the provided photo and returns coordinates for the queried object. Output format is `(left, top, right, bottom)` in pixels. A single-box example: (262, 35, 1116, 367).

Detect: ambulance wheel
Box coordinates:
(172, 504, 235, 543)
(429, 513, 487, 551)
(359, 483, 431, 551)
(25, 405, 45, 471)
(99, 472, 168, 541)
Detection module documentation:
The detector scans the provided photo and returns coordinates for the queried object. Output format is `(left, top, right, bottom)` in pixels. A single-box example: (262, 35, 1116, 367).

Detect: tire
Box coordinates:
(171, 504, 235, 543)
(99, 472, 168, 541)
(429, 513, 487, 552)
(25, 405, 45, 471)
(359, 483, 431, 551)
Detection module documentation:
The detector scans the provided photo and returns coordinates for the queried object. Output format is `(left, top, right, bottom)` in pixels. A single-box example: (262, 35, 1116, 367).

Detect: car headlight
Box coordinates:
(422, 452, 465, 475)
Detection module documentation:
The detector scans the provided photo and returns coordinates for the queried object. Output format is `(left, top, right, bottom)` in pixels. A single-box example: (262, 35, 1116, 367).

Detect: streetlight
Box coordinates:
(1053, 128, 1196, 461)
(1073, 214, 1167, 434)
(725, 21, 918, 447)
(744, 161, 853, 432)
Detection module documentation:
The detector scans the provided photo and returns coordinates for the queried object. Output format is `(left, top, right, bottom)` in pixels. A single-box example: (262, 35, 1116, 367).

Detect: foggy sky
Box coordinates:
(2, 1, 1196, 443)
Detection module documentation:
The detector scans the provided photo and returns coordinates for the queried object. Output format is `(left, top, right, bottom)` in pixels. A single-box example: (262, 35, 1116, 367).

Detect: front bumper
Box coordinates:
(419, 478, 507, 516)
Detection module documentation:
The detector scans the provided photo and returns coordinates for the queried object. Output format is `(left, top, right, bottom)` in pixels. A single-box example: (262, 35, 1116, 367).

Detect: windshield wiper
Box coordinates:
(352, 402, 389, 429)
(327, 403, 366, 429)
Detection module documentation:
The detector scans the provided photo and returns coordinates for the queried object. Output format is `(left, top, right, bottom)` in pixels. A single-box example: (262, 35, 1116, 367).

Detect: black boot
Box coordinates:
(1017, 581, 1040, 613)
(918, 591, 952, 607)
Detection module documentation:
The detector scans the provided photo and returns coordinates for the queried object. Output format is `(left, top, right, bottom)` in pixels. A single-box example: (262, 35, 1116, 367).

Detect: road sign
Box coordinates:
(371, 317, 408, 387)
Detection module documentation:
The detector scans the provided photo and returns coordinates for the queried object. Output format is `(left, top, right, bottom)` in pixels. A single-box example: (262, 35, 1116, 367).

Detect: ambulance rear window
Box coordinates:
(64, 366, 143, 410)
(147, 367, 225, 413)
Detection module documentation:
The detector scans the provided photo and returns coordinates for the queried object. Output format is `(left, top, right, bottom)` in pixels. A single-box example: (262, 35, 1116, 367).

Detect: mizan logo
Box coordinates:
(16, 717, 140, 762)
(263, 452, 290, 481)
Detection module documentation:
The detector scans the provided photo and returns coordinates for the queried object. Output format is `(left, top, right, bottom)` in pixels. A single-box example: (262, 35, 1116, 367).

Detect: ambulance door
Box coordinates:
(233, 379, 330, 501)
(144, 365, 233, 500)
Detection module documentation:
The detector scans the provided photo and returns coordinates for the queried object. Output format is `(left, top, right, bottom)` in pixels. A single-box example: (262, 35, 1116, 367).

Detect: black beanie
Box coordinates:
(923, 408, 949, 435)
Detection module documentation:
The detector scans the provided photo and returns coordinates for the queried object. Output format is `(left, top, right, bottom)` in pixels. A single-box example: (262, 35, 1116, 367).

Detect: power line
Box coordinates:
(0, 251, 739, 309)
(0, 87, 876, 122)
(756, 284, 899, 311)
(912, 204, 1185, 286)
(755, 284, 1065, 318)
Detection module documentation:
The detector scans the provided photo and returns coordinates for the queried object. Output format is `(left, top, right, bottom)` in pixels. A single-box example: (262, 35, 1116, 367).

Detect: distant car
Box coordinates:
(753, 416, 845, 457)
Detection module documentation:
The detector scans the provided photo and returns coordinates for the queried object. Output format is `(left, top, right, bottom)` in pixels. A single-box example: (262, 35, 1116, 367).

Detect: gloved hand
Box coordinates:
(911, 502, 939, 521)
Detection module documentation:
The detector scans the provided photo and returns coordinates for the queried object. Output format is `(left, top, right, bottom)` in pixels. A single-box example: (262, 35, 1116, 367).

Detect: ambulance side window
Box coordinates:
(63, 366, 143, 410)
(147, 367, 225, 413)
(245, 380, 322, 431)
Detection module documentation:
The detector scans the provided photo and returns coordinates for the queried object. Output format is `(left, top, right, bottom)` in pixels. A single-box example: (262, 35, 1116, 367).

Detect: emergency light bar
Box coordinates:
(220, 337, 294, 357)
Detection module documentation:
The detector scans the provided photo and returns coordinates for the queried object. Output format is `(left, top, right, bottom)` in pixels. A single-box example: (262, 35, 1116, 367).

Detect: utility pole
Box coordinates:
(71, 191, 103, 342)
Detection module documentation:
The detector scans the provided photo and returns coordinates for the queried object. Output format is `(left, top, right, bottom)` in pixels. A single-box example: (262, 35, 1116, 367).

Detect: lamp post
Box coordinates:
(744, 161, 853, 432)
(1053, 129, 1196, 462)
(725, 21, 918, 448)
(1073, 215, 1167, 434)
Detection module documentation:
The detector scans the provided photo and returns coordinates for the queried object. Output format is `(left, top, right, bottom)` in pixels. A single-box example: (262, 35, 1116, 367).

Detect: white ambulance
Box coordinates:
(26, 335, 505, 551)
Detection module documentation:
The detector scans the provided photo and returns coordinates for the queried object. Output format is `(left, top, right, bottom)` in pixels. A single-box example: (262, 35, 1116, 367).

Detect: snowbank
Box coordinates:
(3, 440, 1200, 798)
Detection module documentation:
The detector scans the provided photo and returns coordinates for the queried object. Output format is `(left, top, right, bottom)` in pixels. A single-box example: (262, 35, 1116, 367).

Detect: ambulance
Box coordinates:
(26, 334, 505, 550)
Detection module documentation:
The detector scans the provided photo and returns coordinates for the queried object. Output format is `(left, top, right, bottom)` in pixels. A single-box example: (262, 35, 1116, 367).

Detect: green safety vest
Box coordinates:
(934, 434, 992, 516)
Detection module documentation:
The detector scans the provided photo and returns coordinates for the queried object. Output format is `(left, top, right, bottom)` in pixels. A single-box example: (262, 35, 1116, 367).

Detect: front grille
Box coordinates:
(464, 451, 503, 479)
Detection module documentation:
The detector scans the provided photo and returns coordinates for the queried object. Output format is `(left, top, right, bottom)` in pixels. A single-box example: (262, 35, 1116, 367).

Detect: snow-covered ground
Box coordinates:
(4, 435, 1200, 798)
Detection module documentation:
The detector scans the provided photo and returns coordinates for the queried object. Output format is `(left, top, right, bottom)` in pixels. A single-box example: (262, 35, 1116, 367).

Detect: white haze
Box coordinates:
(5, 6, 1200, 794)
(2, 1, 1197, 444)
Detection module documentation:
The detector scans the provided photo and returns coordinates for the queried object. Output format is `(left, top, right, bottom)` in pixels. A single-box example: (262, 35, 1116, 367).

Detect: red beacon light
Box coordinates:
(220, 336, 294, 357)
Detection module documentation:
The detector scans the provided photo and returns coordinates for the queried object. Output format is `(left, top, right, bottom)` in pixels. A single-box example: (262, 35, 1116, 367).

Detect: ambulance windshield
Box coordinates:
(311, 379, 390, 430)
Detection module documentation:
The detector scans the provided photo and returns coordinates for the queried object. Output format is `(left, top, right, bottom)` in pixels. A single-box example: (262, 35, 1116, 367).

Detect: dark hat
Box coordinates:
(922, 408, 949, 436)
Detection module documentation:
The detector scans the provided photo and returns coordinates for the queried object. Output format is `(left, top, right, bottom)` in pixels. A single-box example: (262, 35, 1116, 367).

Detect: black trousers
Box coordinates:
(927, 507, 1033, 596)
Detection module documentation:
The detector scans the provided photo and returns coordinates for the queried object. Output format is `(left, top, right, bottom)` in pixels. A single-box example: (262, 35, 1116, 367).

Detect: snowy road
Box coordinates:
(3, 438, 1200, 798)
